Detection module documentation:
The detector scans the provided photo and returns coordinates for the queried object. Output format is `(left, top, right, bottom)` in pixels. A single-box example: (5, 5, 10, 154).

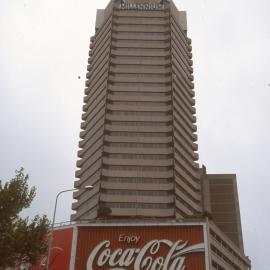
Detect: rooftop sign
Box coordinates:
(119, 3, 165, 10)
(122, 0, 163, 3)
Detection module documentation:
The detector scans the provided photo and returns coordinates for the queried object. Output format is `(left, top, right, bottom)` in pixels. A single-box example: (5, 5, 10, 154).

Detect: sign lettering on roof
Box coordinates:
(119, 3, 165, 10)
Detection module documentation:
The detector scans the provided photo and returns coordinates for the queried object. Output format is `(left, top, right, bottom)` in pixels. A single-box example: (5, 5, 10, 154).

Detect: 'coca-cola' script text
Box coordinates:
(86, 239, 204, 270)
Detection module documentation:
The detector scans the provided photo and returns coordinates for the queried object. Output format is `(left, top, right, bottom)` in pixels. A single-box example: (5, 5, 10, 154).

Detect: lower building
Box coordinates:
(33, 219, 251, 270)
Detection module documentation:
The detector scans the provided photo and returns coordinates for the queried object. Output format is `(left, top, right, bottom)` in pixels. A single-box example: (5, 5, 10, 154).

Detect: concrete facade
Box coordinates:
(71, 1, 251, 269)
(207, 174, 244, 252)
(72, 0, 201, 221)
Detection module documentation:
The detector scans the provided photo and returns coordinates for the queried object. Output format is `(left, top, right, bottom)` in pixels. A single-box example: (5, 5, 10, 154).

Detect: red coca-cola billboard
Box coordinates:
(74, 224, 206, 270)
(32, 227, 73, 270)
(32, 223, 207, 270)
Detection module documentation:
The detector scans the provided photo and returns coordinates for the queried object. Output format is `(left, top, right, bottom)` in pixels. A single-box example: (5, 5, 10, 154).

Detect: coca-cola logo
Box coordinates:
(86, 239, 204, 270)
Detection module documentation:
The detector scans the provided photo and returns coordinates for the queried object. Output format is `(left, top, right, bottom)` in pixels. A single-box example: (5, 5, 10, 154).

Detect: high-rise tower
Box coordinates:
(72, 0, 202, 221)
(69, 1, 251, 269)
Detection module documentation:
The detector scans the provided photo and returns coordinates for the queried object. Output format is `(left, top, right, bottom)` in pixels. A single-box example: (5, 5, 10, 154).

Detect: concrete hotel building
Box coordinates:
(69, 0, 251, 269)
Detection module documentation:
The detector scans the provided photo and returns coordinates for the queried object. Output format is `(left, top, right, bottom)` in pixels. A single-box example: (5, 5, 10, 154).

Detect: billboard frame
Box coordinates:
(68, 220, 210, 270)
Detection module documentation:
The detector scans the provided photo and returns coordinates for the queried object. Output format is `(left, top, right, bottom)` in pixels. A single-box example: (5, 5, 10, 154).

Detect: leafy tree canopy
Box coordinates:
(0, 168, 49, 269)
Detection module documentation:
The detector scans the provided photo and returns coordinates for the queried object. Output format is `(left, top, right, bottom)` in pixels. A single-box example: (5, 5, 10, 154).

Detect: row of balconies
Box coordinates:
(171, 16, 191, 49)
(112, 31, 171, 43)
(71, 193, 99, 220)
(84, 69, 107, 96)
(108, 84, 171, 93)
(73, 193, 175, 217)
(114, 10, 169, 18)
(111, 39, 170, 49)
(99, 193, 174, 204)
(103, 141, 172, 152)
(101, 180, 174, 191)
(103, 144, 173, 155)
(85, 61, 109, 88)
(172, 58, 194, 95)
(102, 207, 175, 218)
(104, 140, 172, 148)
(175, 176, 201, 202)
(73, 174, 176, 217)
(108, 74, 171, 84)
(107, 103, 171, 113)
(175, 149, 200, 180)
(174, 148, 200, 177)
(83, 78, 106, 104)
(90, 17, 111, 52)
(88, 31, 111, 66)
(175, 187, 202, 213)
(173, 129, 198, 159)
(108, 91, 170, 99)
(79, 106, 105, 137)
(210, 224, 251, 269)
(174, 92, 196, 125)
(173, 76, 195, 108)
(86, 53, 110, 80)
(83, 83, 106, 114)
(110, 65, 171, 75)
(111, 56, 170, 66)
(104, 121, 172, 132)
(111, 48, 169, 57)
(76, 151, 100, 176)
(174, 173, 202, 202)
(171, 39, 193, 73)
(74, 164, 101, 188)
(80, 108, 105, 137)
(85, 16, 111, 100)
(106, 113, 172, 123)
(79, 116, 104, 149)
(211, 241, 247, 270)
(173, 72, 195, 99)
(73, 182, 100, 201)
(171, 37, 192, 65)
(102, 156, 173, 167)
(83, 81, 107, 115)
(172, 52, 193, 82)
(112, 31, 171, 41)
(173, 97, 197, 129)
(173, 115, 197, 145)
(173, 105, 197, 144)
(113, 24, 170, 33)
(107, 92, 170, 102)
(113, 17, 170, 26)
(76, 150, 103, 178)
(175, 197, 194, 216)
(78, 136, 102, 167)
(174, 163, 200, 191)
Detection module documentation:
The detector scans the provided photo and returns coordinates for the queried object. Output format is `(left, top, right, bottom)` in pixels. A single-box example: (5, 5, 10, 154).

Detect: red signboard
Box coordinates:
(75, 225, 206, 270)
(31, 227, 73, 270)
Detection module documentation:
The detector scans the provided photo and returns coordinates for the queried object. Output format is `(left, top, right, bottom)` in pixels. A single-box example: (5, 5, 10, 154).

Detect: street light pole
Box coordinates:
(45, 185, 93, 270)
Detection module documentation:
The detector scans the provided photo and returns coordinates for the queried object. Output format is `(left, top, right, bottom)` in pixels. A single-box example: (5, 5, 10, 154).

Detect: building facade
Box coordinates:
(70, 0, 251, 269)
(72, 0, 201, 221)
(34, 220, 251, 270)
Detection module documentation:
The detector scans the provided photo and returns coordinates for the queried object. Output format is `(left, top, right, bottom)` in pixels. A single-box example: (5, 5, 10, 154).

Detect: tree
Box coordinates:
(0, 168, 49, 269)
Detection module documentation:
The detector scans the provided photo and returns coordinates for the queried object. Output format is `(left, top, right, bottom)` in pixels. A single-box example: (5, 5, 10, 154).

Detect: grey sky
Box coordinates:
(1, 0, 269, 268)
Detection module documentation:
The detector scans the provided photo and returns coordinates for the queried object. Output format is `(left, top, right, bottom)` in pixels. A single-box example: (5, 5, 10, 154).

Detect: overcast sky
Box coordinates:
(0, 0, 269, 268)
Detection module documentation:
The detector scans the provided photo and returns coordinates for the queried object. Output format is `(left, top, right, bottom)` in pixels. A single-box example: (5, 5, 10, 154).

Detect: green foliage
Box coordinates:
(0, 168, 49, 268)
